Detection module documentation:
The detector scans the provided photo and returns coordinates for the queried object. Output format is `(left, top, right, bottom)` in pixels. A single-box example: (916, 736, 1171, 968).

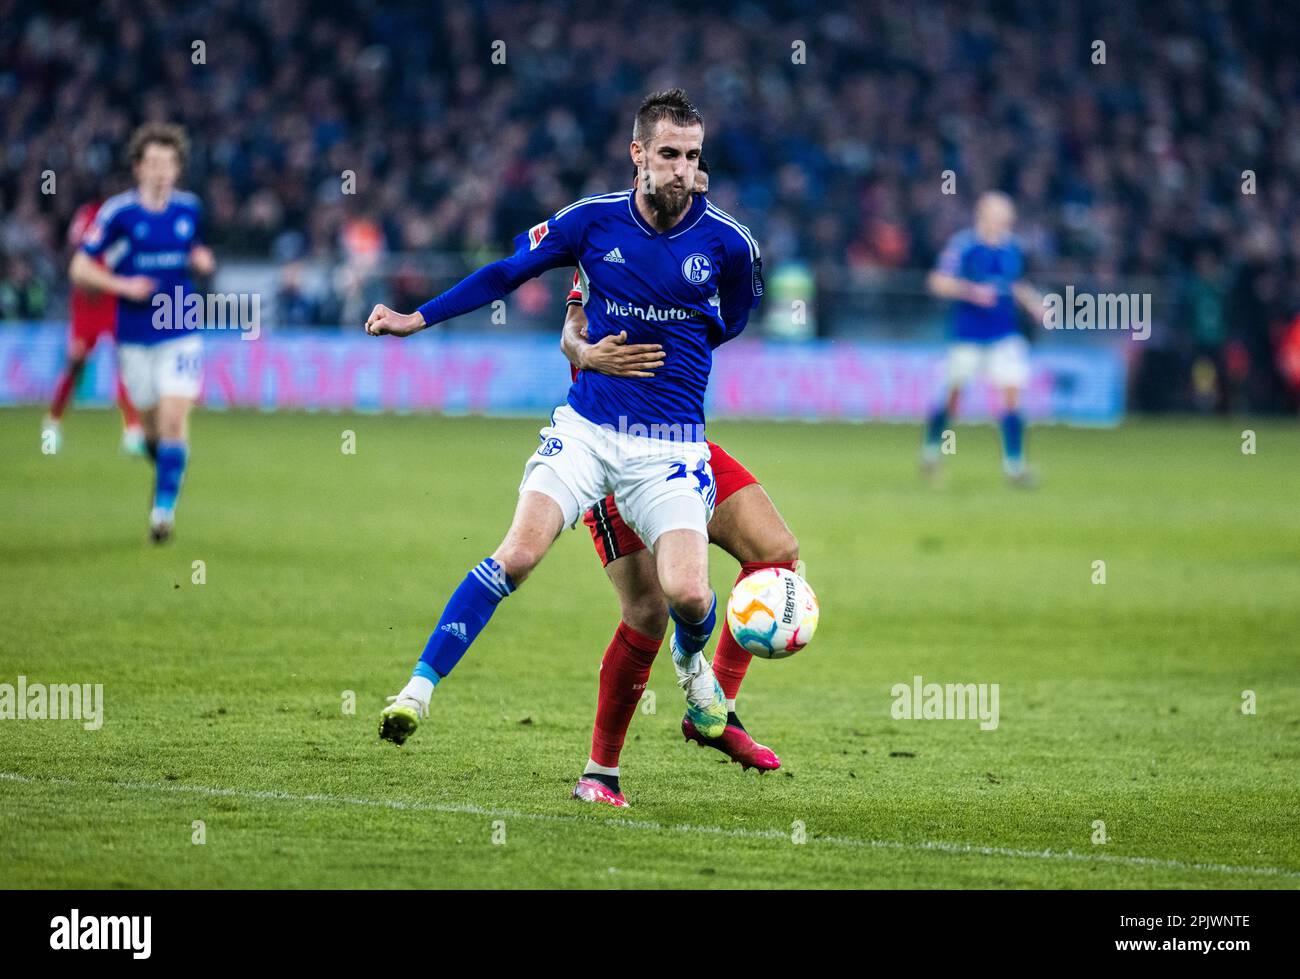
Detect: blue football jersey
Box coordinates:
(418, 189, 762, 438)
(935, 229, 1024, 342)
(81, 189, 204, 345)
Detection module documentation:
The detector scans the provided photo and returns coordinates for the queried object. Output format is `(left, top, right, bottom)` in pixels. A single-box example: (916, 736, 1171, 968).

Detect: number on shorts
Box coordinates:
(692, 459, 715, 505)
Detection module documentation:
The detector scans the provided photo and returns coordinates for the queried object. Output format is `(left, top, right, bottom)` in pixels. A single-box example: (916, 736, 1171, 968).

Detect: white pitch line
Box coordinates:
(3, 771, 1297, 881)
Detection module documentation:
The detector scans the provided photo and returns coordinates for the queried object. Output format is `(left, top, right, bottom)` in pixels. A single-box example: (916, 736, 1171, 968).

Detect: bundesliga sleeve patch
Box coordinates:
(528, 221, 550, 250)
(752, 256, 764, 297)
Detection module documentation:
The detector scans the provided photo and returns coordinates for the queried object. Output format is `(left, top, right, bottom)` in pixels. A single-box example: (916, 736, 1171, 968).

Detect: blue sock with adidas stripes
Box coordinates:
(414, 557, 516, 682)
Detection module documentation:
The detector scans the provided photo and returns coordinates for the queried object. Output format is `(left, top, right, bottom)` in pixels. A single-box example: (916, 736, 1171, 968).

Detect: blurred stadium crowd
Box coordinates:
(1, 0, 1298, 411)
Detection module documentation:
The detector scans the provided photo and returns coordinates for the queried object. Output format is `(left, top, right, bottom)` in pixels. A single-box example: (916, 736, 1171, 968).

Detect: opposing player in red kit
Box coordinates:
(42, 200, 144, 455)
(559, 165, 800, 807)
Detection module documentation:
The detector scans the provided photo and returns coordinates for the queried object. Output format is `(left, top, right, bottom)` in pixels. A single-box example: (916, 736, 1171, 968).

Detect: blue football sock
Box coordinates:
(153, 441, 188, 513)
(670, 592, 716, 661)
(923, 407, 949, 454)
(416, 557, 516, 680)
(1000, 411, 1025, 468)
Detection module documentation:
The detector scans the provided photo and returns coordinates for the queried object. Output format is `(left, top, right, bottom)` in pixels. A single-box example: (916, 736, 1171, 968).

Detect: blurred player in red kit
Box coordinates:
(42, 200, 144, 455)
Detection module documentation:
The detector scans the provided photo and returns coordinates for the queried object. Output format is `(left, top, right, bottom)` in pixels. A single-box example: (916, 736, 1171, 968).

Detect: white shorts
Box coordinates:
(118, 335, 203, 409)
(519, 404, 715, 549)
(946, 335, 1030, 390)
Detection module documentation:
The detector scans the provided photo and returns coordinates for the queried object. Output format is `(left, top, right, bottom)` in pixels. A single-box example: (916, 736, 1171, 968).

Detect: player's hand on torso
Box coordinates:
(117, 275, 159, 302)
(365, 304, 425, 337)
(581, 330, 665, 379)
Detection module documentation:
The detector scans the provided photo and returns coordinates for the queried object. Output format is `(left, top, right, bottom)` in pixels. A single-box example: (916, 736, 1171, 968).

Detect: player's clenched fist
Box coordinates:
(365, 304, 426, 337)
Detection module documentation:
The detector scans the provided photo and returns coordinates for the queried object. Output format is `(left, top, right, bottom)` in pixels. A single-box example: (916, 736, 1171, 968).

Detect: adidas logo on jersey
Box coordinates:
(603, 247, 626, 264)
(440, 622, 469, 642)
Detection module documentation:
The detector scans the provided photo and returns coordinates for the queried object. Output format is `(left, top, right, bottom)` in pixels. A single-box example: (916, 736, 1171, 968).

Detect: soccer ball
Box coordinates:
(725, 567, 820, 659)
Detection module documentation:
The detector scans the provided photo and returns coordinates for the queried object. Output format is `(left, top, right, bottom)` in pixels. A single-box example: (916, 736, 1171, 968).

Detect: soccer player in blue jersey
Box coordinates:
(70, 124, 214, 541)
(922, 192, 1044, 485)
(366, 91, 763, 799)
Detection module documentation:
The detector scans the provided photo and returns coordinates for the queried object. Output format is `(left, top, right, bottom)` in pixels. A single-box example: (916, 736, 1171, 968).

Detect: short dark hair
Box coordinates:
(128, 123, 189, 168)
(632, 89, 704, 145)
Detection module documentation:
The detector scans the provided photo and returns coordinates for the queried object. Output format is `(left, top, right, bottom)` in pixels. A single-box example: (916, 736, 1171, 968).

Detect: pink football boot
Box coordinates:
(682, 714, 781, 772)
(572, 774, 630, 808)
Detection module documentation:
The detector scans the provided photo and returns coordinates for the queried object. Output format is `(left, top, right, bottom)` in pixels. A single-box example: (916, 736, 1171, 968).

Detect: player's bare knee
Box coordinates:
(678, 591, 714, 623)
(768, 530, 799, 565)
(492, 543, 542, 585)
(157, 404, 188, 442)
(492, 533, 548, 583)
(663, 579, 713, 622)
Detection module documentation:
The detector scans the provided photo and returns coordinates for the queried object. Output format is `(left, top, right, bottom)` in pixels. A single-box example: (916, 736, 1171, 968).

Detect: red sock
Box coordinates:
(713, 560, 799, 701)
(590, 621, 661, 768)
(116, 377, 140, 427)
(49, 368, 77, 420)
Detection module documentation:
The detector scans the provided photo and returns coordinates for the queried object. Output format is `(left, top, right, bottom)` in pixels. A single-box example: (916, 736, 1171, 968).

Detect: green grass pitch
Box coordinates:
(1, 405, 1298, 888)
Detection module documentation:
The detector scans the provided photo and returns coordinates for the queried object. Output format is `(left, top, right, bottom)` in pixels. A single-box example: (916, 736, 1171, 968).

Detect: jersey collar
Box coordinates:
(627, 192, 704, 239)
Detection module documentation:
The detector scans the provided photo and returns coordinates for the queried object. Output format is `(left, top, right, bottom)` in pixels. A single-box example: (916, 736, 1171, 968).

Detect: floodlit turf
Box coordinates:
(1, 405, 1298, 889)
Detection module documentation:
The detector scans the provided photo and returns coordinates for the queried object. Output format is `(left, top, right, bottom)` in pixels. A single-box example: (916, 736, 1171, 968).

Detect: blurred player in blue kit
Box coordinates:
(69, 123, 215, 541)
(922, 192, 1044, 485)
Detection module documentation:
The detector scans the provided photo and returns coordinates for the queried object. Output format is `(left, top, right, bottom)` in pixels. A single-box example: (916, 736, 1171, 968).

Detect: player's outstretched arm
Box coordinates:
(561, 303, 664, 378)
(363, 254, 533, 337)
(370, 214, 577, 339)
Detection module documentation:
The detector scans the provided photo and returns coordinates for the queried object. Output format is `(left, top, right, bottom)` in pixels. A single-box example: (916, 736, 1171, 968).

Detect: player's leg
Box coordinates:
(380, 407, 605, 745)
(42, 334, 92, 452)
(116, 341, 163, 514)
(616, 445, 729, 738)
(991, 335, 1033, 484)
(655, 530, 714, 621)
(147, 336, 203, 542)
(946, 385, 961, 416)
(704, 445, 795, 700)
(150, 396, 191, 540)
(999, 384, 1034, 484)
(137, 407, 159, 459)
(922, 344, 973, 476)
(574, 515, 666, 807)
(115, 343, 145, 455)
(692, 479, 796, 770)
(655, 520, 729, 739)
(379, 489, 563, 745)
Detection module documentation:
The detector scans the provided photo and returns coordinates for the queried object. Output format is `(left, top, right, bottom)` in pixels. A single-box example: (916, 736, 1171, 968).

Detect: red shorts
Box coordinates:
(69, 291, 116, 353)
(583, 440, 758, 567)
(70, 318, 115, 352)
